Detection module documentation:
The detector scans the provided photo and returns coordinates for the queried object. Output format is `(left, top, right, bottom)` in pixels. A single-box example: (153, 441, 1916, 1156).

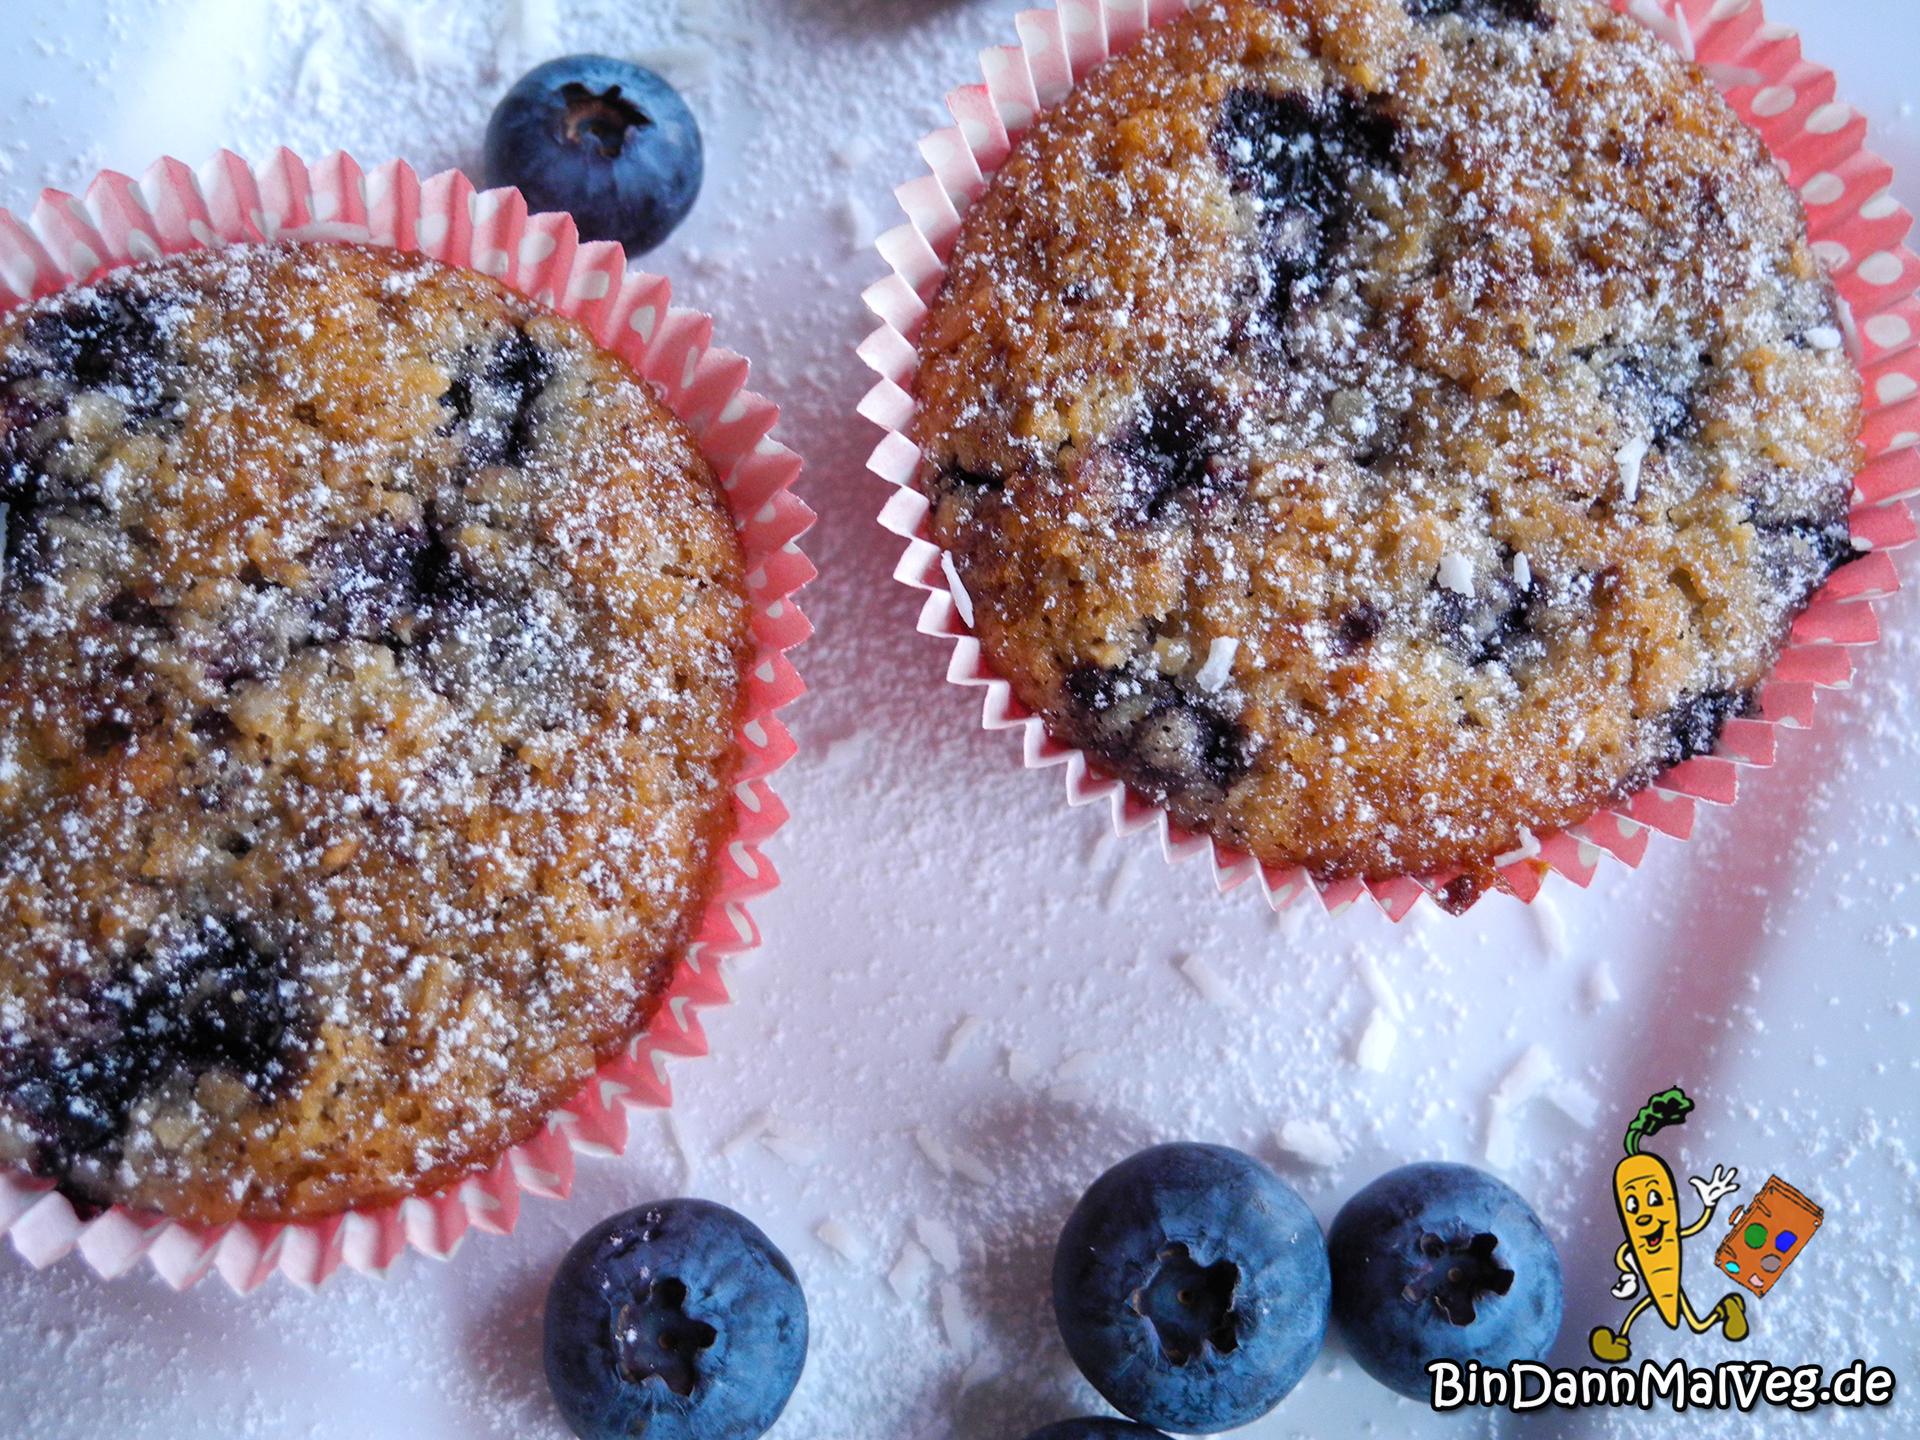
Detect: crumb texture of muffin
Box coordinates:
(911, 0, 1863, 900)
(0, 241, 750, 1223)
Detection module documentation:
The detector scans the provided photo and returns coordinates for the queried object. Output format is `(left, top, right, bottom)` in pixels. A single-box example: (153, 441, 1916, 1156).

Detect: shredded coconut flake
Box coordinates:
(723, 1114, 769, 1159)
(947, 1144, 996, 1187)
(912, 1126, 952, 1177)
(1358, 954, 1404, 1022)
(1178, 953, 1244, 1008)
(942, 1014, 982, 1064)
(815, 1217, 869, 1264)
(1276, 1118, 1344, 1168)
(760, 1116, 822, 1167)
(887, 1241, 932, 1301)
(1485, 1043, 1595, 1167)
(937, 1281, 979, 1357)
(914, 1215, 962, 1272)
(1531, 893, 1568, 958)
(1436, 552, 1475, 596)
(1495, 827, 1542, 867)
(941, 551, 975, 628)
(1354, 1008, 1398, 1072)
(1615, 435, 1650, 500)
(1192, 636, 1239, 692)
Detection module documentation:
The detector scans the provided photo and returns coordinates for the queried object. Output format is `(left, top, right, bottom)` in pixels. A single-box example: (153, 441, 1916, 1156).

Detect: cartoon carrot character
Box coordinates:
(1589, 1087, 1748, 1363)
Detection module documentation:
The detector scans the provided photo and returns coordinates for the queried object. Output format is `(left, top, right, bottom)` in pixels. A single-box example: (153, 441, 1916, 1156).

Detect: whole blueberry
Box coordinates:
(1052, 1143, 1331, 1433)
(1327, 1162, 1563, 1400)
(1020, 1422, 1171, 1440)
(543, 1198, 807, 1440)
(484, 55, 703, 255)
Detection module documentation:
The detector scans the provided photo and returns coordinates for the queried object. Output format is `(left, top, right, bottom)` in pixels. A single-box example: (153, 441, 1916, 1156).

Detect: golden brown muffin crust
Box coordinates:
(0, 242, 750, 1222)
(911, 0, 1862, 898)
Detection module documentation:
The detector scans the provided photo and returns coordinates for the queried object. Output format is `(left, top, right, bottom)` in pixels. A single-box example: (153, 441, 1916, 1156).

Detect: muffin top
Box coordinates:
(0, 241, 750, 1222)
(910, 0, 1862, 904)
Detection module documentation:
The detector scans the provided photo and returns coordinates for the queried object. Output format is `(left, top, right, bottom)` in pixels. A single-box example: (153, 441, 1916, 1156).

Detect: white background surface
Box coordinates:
(0, 1, 1917, 1436)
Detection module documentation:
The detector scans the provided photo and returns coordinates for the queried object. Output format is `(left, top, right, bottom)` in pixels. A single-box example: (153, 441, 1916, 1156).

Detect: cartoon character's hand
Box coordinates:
(1611, 1269, 1640, 1300)
(1689, 1165, 1740, 1208)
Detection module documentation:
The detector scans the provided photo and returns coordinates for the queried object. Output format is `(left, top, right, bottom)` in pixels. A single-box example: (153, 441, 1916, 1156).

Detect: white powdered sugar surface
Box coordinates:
(0, 2, 1917, 1439)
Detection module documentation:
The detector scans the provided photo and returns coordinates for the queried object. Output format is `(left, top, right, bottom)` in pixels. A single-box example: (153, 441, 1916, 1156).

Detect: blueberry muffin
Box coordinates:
(911, 0, 1862, 906)
(0, 242, 751, 1223)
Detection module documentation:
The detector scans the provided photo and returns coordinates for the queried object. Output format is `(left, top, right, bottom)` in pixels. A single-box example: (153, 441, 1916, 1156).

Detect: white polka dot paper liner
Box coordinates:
(860, 0, 1918, 923)
(0, 149, 814, 1291)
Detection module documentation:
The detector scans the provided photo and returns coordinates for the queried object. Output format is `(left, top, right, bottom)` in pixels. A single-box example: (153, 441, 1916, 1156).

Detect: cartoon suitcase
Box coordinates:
(1715, 1175, 1822, 1296)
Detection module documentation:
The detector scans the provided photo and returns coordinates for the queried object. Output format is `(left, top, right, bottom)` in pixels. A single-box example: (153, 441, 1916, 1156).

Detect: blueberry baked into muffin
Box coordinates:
(0, 242, 750, 1223)
(911, 0, 1863, 906)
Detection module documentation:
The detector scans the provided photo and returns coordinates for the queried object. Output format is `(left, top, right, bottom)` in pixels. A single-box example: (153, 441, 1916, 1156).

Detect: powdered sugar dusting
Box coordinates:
(909, 0, 1863, 902)
(0, 2, 1915, 1439)
(0, 242, 749, 1224)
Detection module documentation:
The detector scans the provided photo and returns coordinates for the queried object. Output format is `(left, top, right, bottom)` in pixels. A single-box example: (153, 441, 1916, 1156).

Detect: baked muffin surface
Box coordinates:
(0, 242, 749, 1222)
(911, 0, 1862, 901)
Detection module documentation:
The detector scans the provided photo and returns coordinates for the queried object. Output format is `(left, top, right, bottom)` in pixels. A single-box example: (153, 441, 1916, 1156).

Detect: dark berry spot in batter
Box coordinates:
(1405, 0, 1545, 25)
(0, 915, 315, 1179)
(1099, 396, 1242, 526)
(1656, 688, 1750, 770)
(1065, 663, 1129, 717)
(1613, 354, 1701, 448)
(103, 588, 172, 631)
(1435, 874, 1486, 914)
(1742, 475, 1854, 597)
(1753, 517, 1855, 594)
(924, 457, 1006, 514)
(442, 325, 554, 470)
(0, 445, 101, 588)
(312, 521, 430, 643)
(191, 709, 241, 745)
(410, 527, 473, 609)
(1065, 660, 1250, 801)
(1606, 132, 1647, 171)
(18, 285, 173, 416)
(1433, 573, 1543, 670)
(1213, 88, 1397, 329)
(0, 391, 60, 493)
(944, 461, 1005, 492)
(310, 516, 480, 650)
(1333, 602, 1384, 656)
(0, 473, 45, 583)
(83, 719, 133, 756)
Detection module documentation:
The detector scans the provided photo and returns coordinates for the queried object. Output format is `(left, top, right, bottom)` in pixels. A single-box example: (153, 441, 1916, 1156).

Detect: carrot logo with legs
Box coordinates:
(1589, 1087, 1749, 1362)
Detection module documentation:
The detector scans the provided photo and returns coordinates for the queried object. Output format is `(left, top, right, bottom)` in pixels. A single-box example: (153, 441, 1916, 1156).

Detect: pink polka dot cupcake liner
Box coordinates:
(0, 149, 814, 1291)
(859, 0, 1919, 922)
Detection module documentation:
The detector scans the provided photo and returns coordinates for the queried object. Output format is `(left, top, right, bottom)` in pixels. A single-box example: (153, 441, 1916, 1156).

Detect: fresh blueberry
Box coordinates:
(1020, 1422, 1171, 1440)
(484, 55, 703, 255)
(1327, 1162, 1563, 1400)
(1052, 1143, 1331, 1433)
(543, 1198, 807, 1440)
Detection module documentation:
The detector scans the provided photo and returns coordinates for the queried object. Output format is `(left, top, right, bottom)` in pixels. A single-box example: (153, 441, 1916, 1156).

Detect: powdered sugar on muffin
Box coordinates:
(911, 0, 1862, 904)
(0, 242, 750, 1223)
